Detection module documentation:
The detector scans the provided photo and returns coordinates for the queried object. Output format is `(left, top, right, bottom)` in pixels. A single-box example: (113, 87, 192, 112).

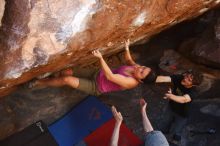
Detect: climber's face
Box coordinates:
(134, 66, 151, 80)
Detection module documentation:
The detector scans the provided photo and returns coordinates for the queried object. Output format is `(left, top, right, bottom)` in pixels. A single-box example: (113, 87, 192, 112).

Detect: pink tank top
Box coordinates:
(96, 65, 134, 93)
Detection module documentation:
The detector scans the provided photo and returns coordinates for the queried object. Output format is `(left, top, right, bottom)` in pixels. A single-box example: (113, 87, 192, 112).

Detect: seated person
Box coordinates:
(110, 98, 169, 146)
(31, 39, 154, 96)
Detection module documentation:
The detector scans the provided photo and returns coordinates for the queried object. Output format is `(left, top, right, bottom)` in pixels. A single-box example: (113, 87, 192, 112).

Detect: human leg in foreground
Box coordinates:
(33, 75, 80, 89)
(110, 106, 123, 146)
(29, 65, 102, 95)
(140, 98, 169, 146)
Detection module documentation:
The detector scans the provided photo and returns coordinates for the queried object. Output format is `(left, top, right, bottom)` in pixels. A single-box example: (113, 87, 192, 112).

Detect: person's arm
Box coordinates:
(140, 99, 154, 133)
(110, 106, 123, 146)
(155, 76, 172, 83)
(165, 94, 192, 103)
(92, 50, 138, 89)
(124, 39, 137, 66)
(164, 89, 192, 103)
(92, 50, 113, 79)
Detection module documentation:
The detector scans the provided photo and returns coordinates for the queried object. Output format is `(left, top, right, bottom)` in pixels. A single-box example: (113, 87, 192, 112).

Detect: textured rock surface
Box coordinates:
(0, 0, 220, 97)
(0, 0, 4, 27)
(178, 10, 220, 68)
(0, 30, 220, 146)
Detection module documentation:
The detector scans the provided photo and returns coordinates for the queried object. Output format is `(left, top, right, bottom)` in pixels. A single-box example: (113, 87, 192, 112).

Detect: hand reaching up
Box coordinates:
(140, 98, 147, 113)
(125, 39, 130, 50)
(111, 106, 123, 125)
(164, 88, 173, 99)
(92, 49, 103, 59)
(168, 88, 172, 94)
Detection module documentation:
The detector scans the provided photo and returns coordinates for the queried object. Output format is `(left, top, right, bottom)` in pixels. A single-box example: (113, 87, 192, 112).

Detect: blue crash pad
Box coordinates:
(49, 96, 112, 146)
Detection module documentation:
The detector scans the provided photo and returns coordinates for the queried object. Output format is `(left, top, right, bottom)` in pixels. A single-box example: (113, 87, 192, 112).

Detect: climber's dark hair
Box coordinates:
(182, 69, 203, 86)
(142, 69, 157, 84)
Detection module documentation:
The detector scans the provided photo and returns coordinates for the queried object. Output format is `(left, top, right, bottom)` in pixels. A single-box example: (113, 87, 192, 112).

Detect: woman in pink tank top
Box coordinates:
(31, 39, 155, 95)
(92, 39, 153, 94)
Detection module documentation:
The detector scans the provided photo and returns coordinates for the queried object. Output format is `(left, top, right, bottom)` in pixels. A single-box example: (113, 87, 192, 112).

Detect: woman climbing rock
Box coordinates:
(30, 39, 155, 95)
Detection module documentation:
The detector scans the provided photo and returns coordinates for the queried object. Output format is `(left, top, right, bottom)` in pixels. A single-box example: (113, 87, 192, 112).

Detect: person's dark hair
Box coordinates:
(142, 69, 157, 84)
(183, 69, 203, 86)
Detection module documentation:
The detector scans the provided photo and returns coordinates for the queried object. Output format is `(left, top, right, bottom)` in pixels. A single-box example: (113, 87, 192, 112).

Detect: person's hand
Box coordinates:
(112, 106, 123, 125)
(164, 88, 173, 99)
(125, 39, 130, 50)
(168, 88, 172, 94)
(92, 49, 103, 59)
(140, 98, 147, 113)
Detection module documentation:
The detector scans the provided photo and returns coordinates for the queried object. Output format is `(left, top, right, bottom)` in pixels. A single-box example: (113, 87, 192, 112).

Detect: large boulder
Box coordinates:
(0, 0, 220, 97)
(178, 10, 220, 68)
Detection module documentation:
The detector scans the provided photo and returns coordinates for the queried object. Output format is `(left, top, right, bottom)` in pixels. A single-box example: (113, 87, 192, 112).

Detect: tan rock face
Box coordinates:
(0, 0, 220, 97)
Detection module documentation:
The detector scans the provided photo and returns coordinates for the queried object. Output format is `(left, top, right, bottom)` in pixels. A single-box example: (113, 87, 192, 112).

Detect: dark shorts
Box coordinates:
(145, 131, 169, 146)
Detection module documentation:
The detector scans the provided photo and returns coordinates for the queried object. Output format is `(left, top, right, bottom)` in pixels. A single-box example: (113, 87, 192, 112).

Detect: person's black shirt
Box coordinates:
(170, 75, 196, 117)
